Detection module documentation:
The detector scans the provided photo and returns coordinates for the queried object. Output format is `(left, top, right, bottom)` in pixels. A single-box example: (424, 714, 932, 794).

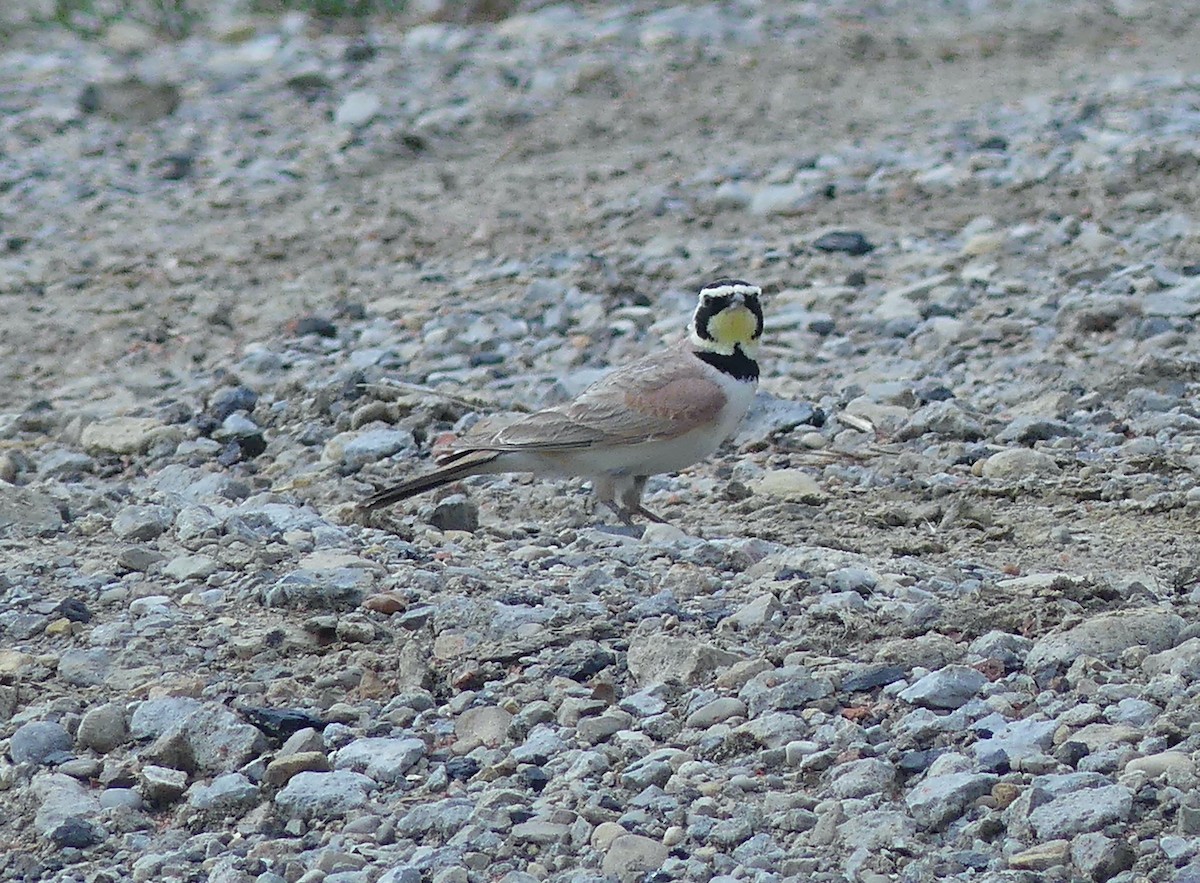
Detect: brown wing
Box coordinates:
(450, 345, 727, 453)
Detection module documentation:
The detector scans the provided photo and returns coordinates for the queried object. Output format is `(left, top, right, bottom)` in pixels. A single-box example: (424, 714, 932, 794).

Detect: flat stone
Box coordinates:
(1028, 784, 1133, 839)
(265, 751, 330, 786)
(899, 665, 987, 710)
(455, 706, 512, 747)
(275, 770, 374, 819)
(334, 737, 425, 783)
(1008, 840, 1070, 871)
(0, 486, 64, 535)
(906, 771, 998, 830)
(754, 469, 827, 503)
(80, 417, 168, 454)
(980, 447, 1060, 479)
(11, 720, 72, 765)
(512, 820, 570, 844)
(626, 636, 743, 686)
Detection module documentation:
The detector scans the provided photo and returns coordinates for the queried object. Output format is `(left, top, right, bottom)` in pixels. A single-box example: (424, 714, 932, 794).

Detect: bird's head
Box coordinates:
(689, 279, 764, 357)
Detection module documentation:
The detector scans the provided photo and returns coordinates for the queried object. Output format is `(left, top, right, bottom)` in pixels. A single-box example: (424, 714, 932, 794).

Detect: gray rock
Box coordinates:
(720, 593, 783, 630)
(325, 427, 413, 469)
(968, 631, 1033, 669)
(33, 773, 101, 837)
(99, 788, 143, 810)
(511, 725, 566, 765)
(275, 770, 374, 819)
(57, 648, 112, 686)
(163, 554, 219, 581)
(186, 772, 259, 811)
(47, 816, 104, 848)
(830, 758, 896, 799)
(38, 449, 96, 478)
(897, 400, 985, 440)
(264, 567, 371, 609)
(11, 720, 72, 765)
(0, 486, 63, 535)
(837, 809, 916, 851)
(980, 447, 1060, 479)
(1070, 832, 1135, 882)
(685, 697, 747, 728)
(430, 494, 479, 532)
(973, 716, 1058, 769)
(1027, 784, 1132, 839)
(906, 771, 998, 830)
(130, 697, 203, 739)
(111, 504, 172, 540)
(749, 183, 819, 216)
(76, 703, 128, 753)
(334, 737, 425, 783)
(174, 505, 225, 542)
(335, 90, 382, 128)
(183, 706, 266, 773)
(626, 636, 743, 686)
(80, 416, 168, 454)
(1026, 609, 1186, 675)
(79, 78, 180, 123)
(741, 666, 834, 716)
(996, 416, 1077, 444)
(601, 833, 669, 882)
(140, 764, 188, 803)
(898, 665, 987, 710)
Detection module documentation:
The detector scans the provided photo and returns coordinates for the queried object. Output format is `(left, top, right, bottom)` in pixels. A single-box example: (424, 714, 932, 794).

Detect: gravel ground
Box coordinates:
(3, 1, 1200, 881)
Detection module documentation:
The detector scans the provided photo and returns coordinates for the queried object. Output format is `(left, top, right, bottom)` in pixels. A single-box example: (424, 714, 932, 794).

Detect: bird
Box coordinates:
(360, 278, 764, 525)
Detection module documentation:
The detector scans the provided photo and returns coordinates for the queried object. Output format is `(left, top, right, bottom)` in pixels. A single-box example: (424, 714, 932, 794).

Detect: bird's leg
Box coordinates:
(625, 476, 671, 525)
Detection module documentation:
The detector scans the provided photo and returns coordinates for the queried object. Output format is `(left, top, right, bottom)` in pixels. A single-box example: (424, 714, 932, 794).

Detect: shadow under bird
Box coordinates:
(360, 279, 764, 524)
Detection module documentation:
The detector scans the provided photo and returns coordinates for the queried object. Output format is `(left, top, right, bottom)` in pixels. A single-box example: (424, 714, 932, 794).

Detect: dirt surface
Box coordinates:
(4, 1, 1200, 880)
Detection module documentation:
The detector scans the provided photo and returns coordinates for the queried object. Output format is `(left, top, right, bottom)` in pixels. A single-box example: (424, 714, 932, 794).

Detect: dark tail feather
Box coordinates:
(359, 451, 499, 511)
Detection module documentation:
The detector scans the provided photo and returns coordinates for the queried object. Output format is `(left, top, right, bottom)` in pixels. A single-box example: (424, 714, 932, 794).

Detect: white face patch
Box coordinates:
(700, 283, 762, 301)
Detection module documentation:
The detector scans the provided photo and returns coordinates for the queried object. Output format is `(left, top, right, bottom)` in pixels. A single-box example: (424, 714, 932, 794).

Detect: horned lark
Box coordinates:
(361, 279, 764, 524)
